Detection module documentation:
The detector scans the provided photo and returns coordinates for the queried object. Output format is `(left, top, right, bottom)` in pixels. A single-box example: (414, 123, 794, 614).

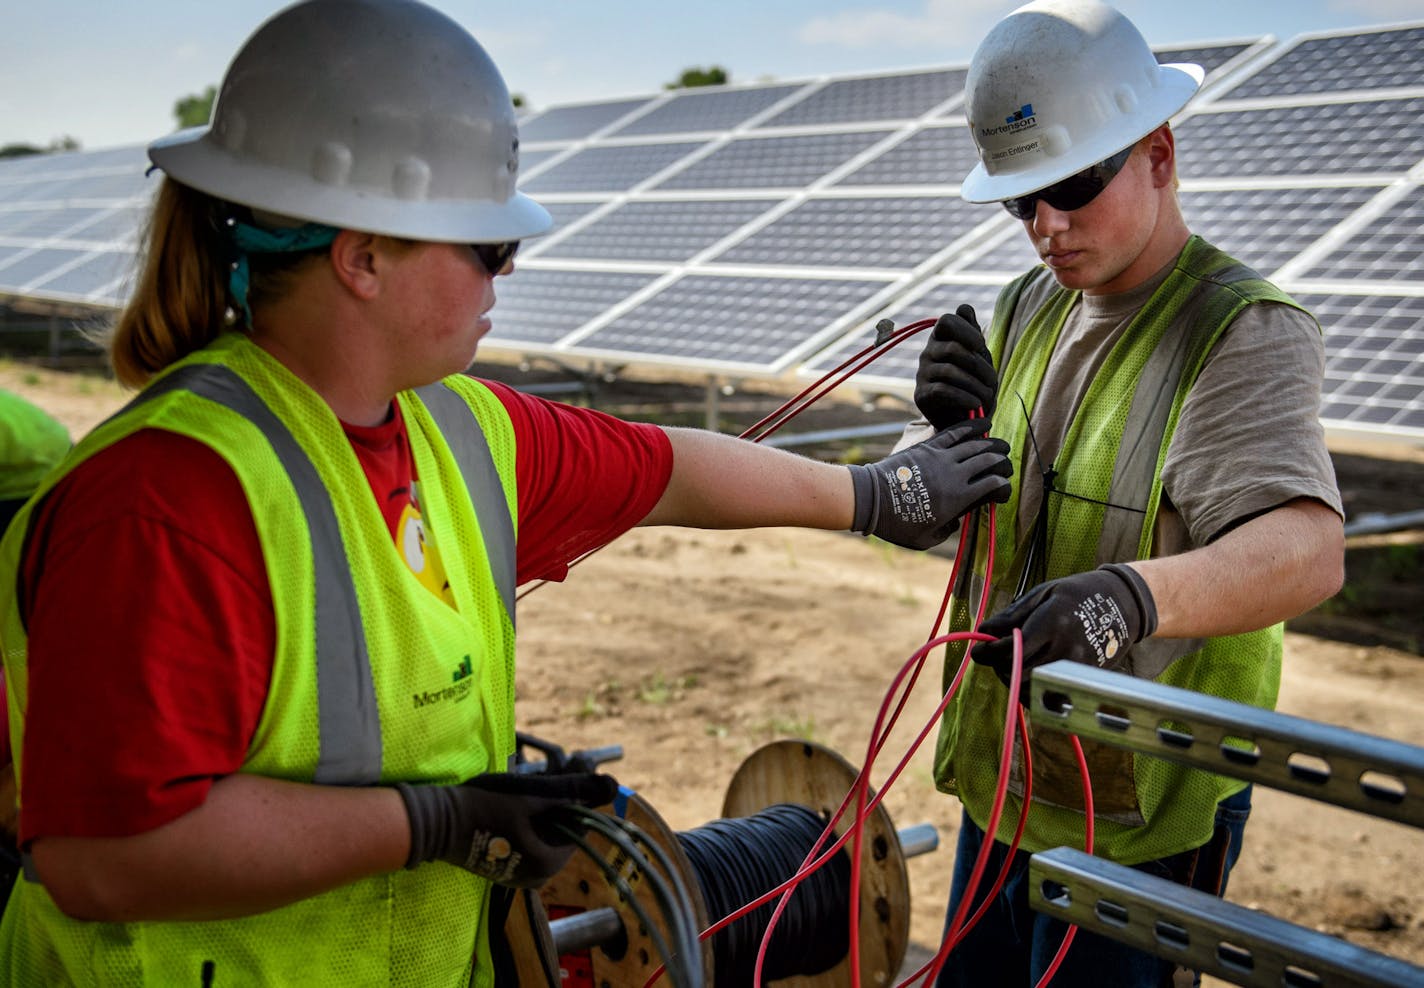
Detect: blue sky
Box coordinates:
(3, 0, 1423, 151)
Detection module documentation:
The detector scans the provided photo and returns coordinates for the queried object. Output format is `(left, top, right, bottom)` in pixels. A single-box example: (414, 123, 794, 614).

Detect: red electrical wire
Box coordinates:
(750, 502, 1000, 987)
(580, 316, 1097, 988)
(740, 318, 937, 443)
(640, 626, 997, 988)
(1033, 735, 1093, 988)
(517, 317, 938, 601)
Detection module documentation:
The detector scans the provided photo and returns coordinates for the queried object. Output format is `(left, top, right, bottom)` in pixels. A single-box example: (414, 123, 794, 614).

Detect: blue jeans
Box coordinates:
(935, 787, 1252, 988)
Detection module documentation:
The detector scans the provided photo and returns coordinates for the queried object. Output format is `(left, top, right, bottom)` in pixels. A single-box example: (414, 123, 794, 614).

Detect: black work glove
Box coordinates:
(914, 305, 998, 430)
(398, 771, 618, 888)
(972, 563, 1159, 699)
(848, 417, 1012, 550)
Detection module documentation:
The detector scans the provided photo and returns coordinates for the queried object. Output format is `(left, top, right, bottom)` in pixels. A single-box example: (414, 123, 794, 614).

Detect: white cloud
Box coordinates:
(796, 0, 1014, 50)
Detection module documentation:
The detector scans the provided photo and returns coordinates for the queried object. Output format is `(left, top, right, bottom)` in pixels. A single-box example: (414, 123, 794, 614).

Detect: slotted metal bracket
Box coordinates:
(1030, 847, 1424, 988)
(1027, 661, 1424, 829)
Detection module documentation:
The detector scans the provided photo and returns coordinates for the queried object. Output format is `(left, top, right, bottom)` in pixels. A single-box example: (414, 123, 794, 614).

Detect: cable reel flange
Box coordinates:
(535, 738, 915, 987)
(720, 739, 912, 988)
(539, 786, 715, 987)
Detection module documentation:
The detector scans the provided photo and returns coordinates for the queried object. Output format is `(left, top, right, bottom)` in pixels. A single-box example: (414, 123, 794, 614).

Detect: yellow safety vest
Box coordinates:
(0, 389, 70, 502)
(936, 237, 1312, 864)
(0, 333, 519, 986)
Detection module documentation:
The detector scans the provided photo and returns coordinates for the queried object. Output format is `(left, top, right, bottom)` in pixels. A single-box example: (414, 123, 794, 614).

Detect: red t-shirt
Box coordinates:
(15, 380, 672, 843)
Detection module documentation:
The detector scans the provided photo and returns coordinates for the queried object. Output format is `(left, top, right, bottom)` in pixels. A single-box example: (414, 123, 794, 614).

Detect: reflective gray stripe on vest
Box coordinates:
(413, 382, 516, 626)
(1095, 268, 1260, 678)
(997, 268, 1246, 678)
(131, 364, 382, 785)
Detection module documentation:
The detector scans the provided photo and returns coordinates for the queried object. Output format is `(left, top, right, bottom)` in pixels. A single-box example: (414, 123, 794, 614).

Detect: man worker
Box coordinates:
(904, 1, 1346, 985)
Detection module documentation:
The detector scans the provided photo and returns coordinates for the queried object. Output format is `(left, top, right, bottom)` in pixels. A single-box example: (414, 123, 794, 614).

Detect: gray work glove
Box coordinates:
(914, 305, 998, 430)
(397, 771, 618, 888)
(848, 417, 1012, 550)
(973, 563, 1159, 700)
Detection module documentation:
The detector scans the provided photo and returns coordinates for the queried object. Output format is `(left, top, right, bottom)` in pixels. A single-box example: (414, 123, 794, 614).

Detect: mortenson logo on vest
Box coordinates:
(413, 654, 475, 708)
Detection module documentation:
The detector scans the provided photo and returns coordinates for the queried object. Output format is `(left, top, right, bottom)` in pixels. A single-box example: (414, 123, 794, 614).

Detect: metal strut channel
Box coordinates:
(1025, 661, 1424, 829)
(1029, 847, 1424, 988)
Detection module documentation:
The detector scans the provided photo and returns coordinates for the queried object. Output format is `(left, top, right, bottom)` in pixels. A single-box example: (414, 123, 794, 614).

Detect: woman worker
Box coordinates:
(0, 1, 1012, 985)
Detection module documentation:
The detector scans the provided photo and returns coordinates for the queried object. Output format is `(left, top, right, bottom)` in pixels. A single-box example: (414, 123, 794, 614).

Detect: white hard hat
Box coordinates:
(148, 0, 551, 243)
(959, 0, 1203, 203)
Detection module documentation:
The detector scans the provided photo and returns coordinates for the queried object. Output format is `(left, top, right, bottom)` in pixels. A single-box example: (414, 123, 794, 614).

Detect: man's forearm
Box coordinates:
(1132, 497, 1344, 639)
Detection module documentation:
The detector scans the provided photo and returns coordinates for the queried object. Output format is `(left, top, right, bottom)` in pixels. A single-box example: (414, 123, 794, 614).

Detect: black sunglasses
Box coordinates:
(1000, 146, 1134, 221)
(471, 240, 520, 276)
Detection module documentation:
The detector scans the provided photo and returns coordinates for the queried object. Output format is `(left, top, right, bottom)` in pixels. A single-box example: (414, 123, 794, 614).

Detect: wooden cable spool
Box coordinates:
(520, 739, 924, 987)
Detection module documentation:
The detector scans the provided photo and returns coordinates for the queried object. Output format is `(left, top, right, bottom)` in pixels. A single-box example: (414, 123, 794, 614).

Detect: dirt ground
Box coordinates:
(4, 355, 1424, 984)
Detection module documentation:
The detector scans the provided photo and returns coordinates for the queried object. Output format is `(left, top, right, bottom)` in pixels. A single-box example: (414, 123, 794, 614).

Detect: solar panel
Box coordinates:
(1300, 186, 1424, 282)
(533, 199, 609, 238)
(653, 130, 896, 190)
(952, 224, 1040, 276)
(518, 98, 655, 143)
(709, 195, 990, 270)
(1, 248, 99, 291)
(1180, 186, 1384, 276)
(2, 20, 1422, 442)
(520, 141, 707, 194)
(835, 124, 980, 188)
(539, 199, 779, 262)
(1154, 43, 1255, 75)
(1174, 97, 1424, 178)
(485, 269, 661, 347)
(757, 68, 967, 128)
(574, 273, 895, 369)
(1305, 293, 1424, 433)
(24, 251, 132, 300)
(518, 148, 564, 176)
(805, 280, 1009, 388)
(608, 84, 803, 137)
(0, 146, 150, 306)
(1226, 26, 1424, 98)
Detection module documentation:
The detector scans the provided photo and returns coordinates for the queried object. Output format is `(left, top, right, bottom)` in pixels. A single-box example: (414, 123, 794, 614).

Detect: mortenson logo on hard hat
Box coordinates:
(980, 104, 1038, 139)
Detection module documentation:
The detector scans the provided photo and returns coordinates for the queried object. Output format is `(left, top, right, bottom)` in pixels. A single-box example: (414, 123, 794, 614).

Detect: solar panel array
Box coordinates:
(1, 21, 1422, 440)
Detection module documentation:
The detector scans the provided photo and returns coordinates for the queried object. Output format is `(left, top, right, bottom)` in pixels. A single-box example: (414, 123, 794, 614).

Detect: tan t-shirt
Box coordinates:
(901, 256, 1343, 559)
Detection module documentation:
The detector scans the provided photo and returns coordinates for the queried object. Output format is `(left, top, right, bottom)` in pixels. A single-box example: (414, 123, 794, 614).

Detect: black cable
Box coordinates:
(551, 821, 695, 988)
(676, 803, 852, 986)
(566, 806, 703, 987)
(1012, 391, 1140, 598)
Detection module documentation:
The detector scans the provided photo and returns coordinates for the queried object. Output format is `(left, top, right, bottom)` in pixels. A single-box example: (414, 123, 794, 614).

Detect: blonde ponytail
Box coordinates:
(107, 179, 231, 389)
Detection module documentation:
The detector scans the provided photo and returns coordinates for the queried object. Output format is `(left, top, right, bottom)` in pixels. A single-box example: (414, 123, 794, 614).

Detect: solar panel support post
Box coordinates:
(1029, 846, 1424, 988)
(1025, 661, 1424, 827)
(705, 374, 720, 432)
(1019, 660, 1424, 985)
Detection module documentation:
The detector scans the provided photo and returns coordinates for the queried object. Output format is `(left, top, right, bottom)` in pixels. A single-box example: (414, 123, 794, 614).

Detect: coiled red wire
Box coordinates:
(565, 319, 1098, 988)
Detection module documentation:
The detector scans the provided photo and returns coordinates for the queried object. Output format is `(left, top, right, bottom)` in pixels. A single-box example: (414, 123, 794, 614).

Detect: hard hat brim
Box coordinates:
(149, 128, 554, 243)
(960, 62, 1203, 205)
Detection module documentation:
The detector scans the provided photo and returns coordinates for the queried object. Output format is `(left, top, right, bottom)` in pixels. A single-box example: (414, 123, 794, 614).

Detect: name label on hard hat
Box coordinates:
(980, 103, 1041, 162)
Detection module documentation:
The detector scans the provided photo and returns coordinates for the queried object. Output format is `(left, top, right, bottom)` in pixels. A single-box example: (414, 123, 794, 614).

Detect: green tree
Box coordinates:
(511, 92, 526, 109)
(0, 136, 81, 159)
(174, 85, 217, 129)
(665, 66, 728, 90)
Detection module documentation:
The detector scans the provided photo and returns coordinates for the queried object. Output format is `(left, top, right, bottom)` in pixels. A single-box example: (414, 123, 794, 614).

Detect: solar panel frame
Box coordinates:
(516, 96, 659, 143)
(606, 83, 807, 138)
(1220, 23, 1424, 99)
(651, 128, 900, 192)
(2, 22, 1422, 441)
(755, 66, 968, 129)
(562, 270, 905, 374)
